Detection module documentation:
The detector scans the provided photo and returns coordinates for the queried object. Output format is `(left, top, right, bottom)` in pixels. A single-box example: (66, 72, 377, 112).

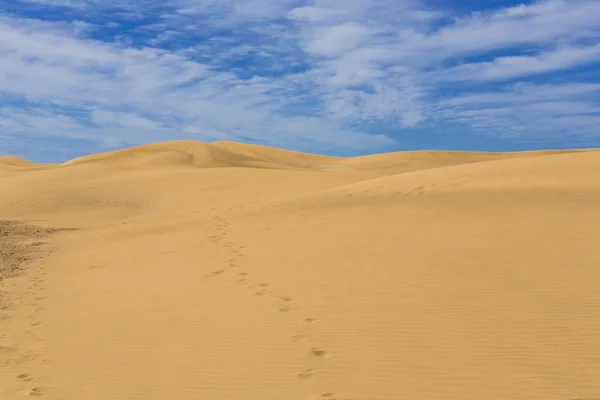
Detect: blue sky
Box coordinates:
(1, 0, 599, 163)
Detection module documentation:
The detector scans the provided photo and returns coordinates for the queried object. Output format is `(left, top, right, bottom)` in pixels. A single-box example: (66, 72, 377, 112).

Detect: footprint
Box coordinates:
(312, 393, 352, 400)
(304, 317, 316, 323)
(309, 348, 327, 357)
(257, 283, 269, 287)
(29, 387, 43, 396)
(253, 290, 269, 296)
(16, 373, 35, 382)
(291, 333, 308, 343)
(210, 269, 224, 276)
(237, 272, 248, 276)
(279, 306, 291, 313)
(295, 369, 317, 380)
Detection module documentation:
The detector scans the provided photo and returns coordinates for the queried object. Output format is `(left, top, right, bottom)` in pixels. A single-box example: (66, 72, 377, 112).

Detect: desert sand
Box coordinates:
(1, 140, 599, 400)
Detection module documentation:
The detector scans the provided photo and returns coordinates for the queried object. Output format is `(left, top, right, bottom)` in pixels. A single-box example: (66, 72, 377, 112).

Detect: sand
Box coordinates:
(1, 141, 599, 400)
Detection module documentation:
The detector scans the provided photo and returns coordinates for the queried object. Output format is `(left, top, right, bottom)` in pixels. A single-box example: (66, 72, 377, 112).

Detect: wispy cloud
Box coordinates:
(443, 43, 600, 81)
(437, 83, 600, 139)
(1, 0, 599, 161)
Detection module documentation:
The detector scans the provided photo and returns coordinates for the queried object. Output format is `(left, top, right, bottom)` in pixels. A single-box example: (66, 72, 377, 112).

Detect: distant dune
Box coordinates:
(56, 140, 588, 172)
(1, 141, 599, 400)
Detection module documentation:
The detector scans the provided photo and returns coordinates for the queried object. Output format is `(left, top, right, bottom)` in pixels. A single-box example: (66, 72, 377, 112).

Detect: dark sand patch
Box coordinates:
(1, 221, 74, 319)
(0, 221, 57, 282)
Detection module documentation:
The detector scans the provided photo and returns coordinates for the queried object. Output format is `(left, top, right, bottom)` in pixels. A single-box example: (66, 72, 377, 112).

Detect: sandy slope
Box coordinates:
(1, 141, 599, 400)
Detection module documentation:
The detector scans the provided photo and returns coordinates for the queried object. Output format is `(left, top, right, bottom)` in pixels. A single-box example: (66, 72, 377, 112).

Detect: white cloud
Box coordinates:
(288, 0, 370, 23)
(426, 0, 600, 55)
(436, 82, 600, 139)
(16, 0, 85, 7)
(443, 43, 600, 81)
(0, 16, 396, 154)
(440, 83, 600, 108)
(0, 108, 84, 136)
(1, 0, 600, 161)
(304, 22, 373, 57)
(91, 111, 162, 130)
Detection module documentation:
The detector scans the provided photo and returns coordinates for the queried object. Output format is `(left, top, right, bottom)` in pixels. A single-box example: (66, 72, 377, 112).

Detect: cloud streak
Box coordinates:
(1, 0, 599, 161)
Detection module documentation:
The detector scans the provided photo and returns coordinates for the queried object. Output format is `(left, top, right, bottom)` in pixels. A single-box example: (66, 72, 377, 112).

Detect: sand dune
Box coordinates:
(59, 141, 338, 170)
(1, 141, 599, 400)
(0, 156, 55, 177)
(58, 140, 586, 172)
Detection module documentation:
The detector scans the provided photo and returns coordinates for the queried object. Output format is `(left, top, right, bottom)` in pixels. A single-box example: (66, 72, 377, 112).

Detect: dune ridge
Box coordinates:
(58, 141, 338, 170)
(55, 140, 589, 172)
(1, 141, 599, 400)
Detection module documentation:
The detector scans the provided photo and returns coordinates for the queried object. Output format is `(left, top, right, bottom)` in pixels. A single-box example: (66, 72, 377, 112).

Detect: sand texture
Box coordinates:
(1, 141, 599, 400)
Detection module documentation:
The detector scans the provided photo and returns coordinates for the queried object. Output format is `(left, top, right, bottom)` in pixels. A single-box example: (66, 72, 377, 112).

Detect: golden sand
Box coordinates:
(1, 141, 599, 400)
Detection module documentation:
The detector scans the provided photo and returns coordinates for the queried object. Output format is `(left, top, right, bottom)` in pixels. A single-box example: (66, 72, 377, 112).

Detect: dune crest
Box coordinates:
(56, 140, 588, 172)
(59, 140, 337, 170)
(1, 141, 599, 400)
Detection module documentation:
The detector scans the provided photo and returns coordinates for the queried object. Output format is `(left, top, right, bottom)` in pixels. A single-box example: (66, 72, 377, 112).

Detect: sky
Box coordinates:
(1, 0, 599, 163)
